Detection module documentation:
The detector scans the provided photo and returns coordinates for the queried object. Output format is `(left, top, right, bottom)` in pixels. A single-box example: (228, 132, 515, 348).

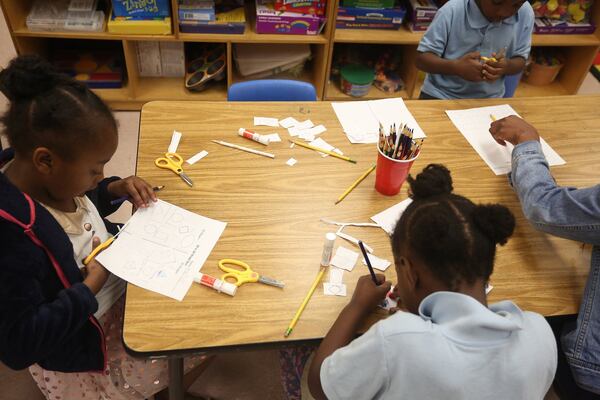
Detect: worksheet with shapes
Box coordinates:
(96, 199, 227, 301)
(445, 104, 565, 175)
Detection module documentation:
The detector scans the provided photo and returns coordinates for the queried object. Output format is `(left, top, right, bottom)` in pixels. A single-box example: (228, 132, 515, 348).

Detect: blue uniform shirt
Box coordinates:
(417, 0, 534, 99)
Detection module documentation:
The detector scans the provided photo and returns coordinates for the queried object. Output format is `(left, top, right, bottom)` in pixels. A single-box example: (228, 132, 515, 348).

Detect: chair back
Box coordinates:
(228, 79, 317, 101)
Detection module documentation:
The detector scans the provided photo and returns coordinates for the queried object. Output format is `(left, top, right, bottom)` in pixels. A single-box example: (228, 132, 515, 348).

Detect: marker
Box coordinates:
(359, 240, 379, 285)
(238, 128, 270, 145)
(110, 185, 165, 206)
(194, 272, 237, 296)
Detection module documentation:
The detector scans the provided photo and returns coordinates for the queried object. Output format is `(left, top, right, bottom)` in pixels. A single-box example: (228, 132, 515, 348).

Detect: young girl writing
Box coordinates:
(0, 55, 207, 400)
(308, 164, 557, 399)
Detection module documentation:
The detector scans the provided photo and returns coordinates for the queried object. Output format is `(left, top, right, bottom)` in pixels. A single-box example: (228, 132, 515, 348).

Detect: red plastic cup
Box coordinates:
(375, 146, 418, 196)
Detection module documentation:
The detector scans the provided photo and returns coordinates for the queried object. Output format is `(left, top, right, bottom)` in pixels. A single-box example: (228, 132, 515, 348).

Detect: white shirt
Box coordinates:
(43, 196, 126, 319)
(321, 291, 557, 400)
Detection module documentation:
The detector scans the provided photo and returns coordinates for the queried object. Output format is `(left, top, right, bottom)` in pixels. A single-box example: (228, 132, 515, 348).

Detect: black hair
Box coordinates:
(391, 164, 515, 291)
(0, 55, 116, 159)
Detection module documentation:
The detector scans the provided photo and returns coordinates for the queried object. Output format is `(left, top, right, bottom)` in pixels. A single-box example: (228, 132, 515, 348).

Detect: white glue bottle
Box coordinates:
(321, 232, 337, 267)
(194, 272, 237, 296)
(238, 128, 270, 145)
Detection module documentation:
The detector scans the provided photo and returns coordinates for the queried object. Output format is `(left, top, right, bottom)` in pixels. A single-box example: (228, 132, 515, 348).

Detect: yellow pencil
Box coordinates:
(335, 164, 376, 205)
(490, 114, 497, 121)
(284, 267, 326, 337)
(289, 139, 357, 164)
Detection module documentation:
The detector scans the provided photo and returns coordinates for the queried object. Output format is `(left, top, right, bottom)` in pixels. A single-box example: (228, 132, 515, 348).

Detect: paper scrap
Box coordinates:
(168, 130, 182, 153)
(186, 150, 208, 165)
(96, 199, 226, 301)
(445, 105, 565, 175)
(486, 283, 493, 294)
(286, 158, 297, 166)
(295, 119, 314, 130)
(263, 133, 282, 143)
(254, 117, 279, 127)
(362, 254, 391, 271)
(329, 267, 344, 284)
(279, 117, 299, 128)
(371, 198, 413, 235)
(309, 138, 343, 157)
(330, 246, 359, 271)
(324, 282, 347, 297)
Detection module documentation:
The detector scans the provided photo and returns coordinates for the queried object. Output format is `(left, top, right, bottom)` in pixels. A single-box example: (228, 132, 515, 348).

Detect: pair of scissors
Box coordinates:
(154, 152, 193, 187)
(218, 259, 285, 288)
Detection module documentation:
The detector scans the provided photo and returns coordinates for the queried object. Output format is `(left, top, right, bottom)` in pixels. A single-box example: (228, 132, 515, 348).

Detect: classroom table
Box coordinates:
(125, 95, 599, 399)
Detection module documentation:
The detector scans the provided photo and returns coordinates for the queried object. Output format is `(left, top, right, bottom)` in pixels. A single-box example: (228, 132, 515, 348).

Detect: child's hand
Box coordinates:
(350, 275, 392, 314)
(454, 51, 484, 82)
(482, 53, 508, 82)
(489, 115, 540, 146)
(82, 237, 110, 294)
(107, 176, 157, 208)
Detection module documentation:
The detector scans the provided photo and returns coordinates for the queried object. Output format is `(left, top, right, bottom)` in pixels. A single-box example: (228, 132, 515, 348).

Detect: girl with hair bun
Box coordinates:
(308, 164, 557, 400)
(0, 55, 208, 400)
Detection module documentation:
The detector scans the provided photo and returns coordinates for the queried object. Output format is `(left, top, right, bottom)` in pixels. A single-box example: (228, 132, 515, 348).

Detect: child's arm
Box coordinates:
(308, 274, 391, 400)
(417, 51, 484, 82)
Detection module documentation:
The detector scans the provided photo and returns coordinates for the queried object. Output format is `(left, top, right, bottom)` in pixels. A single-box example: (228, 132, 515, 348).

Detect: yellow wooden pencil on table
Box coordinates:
(335, 164, 376, 205)
(289, 139, 357, 164)
(284, 266, 326, 337)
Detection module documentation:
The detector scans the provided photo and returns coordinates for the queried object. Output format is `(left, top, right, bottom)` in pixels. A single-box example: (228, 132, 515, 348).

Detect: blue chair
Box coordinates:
(503, 72, 523, 98)
(227, 79, 317, 101)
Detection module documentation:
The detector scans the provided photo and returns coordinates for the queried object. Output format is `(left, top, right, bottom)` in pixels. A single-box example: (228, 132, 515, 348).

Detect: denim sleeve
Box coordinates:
(510, 140, 600, 244)
(416, 4, 452, 57)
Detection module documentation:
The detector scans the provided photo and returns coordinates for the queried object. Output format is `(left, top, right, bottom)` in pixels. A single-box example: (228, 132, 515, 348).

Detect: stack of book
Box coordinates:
(179, 0, 246, 34)
(256, 0, 326, 35)
(336, 0, 406, 30)
(108, 0, 172, 34)
(406, 0, 438, 32)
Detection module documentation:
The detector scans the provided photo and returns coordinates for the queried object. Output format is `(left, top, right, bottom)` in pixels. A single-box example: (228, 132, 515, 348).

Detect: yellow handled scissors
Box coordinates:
(154, 152, 194, 187)
(218, 259, 285, 288)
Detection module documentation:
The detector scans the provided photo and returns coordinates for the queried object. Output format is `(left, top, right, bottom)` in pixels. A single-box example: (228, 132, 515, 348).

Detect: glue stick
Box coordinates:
(194, 272, 237, 296)
(320, 232, 337, 267)
(238, 128, 270, 145)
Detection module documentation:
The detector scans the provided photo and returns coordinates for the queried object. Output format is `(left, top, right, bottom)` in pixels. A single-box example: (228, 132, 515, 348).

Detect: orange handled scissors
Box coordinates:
(154, 152, 194, 187)
(218, 259, 285, 288)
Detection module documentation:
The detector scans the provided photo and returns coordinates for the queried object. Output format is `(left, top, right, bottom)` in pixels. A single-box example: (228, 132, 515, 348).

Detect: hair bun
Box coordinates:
(407, 164, 453, 199)
(0, 55, 61, 101)
(472, 204, 515, 245)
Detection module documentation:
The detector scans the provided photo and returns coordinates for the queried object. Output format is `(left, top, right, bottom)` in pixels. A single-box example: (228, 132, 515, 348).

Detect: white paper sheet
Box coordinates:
(331, 98, 427, 144)
(445, 104, 565, 175)
(254, 116, 279, 127)
(362, 254, 391, 271)
(371, 198, 413, 235)
(330, 246, 359, 271)
(168, 130, 182, 153)
(96, 200, 226, 301)
(186, 150, 208, 165)
(279, 117, 299, 128)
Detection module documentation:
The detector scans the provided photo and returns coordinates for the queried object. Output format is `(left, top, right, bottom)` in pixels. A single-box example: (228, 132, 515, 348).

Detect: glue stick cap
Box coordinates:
(217, 279, 238, 296)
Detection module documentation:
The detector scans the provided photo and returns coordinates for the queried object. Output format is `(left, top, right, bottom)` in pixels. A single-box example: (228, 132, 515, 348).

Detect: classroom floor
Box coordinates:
(0, 8, 597, 400)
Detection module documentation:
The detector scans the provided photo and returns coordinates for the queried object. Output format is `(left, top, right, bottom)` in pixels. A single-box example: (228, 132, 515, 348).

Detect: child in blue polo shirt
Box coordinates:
(416, 0, 534, 99)
(308, 164, 557, 400)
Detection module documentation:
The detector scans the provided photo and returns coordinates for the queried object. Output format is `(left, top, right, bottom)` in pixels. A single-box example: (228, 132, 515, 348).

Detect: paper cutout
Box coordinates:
(96, 200, 226, 301)
(309, 138, 343, 157)
(445, 105, 565, 175)
(263, 133, 282, 142)
(362, 254, 391, 271)
(486, 283, 493, 294)
(279, 117, 300, 128)
(324, 282, 347, 296)
(330, 246, 359, 271)
(186, 150, 208, 165)
(168, 130, 182, 153)
(254, 116, 279, 127)
(329, 267, 344, 284)
(295, 119, 314, 130)
(286, 158, 298, 166)
(371, 198, 413, 235)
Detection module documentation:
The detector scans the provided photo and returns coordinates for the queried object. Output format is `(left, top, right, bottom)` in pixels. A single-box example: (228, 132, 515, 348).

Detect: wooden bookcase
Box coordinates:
(2, 0, 599, 109)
